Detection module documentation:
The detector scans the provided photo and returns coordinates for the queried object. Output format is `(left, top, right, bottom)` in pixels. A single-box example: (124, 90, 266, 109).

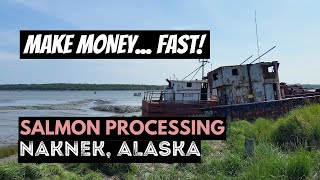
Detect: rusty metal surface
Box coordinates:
(204, 95, 320, 120)
(141, 99, 217, 117)
(208, 61, 280, 105)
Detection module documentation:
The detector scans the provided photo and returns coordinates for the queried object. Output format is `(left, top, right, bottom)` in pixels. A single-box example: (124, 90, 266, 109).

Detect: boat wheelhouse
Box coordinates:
(142, 79, 217, 117)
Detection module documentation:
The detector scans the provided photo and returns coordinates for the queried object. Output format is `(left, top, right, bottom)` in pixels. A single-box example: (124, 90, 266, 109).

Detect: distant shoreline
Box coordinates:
(0, 83, 165, 91)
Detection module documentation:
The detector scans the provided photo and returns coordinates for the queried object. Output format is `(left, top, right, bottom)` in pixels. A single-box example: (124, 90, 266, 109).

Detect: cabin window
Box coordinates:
(232, 69, 238, 76)
(262, 64, 276, 79)
(187, 83, 192, 87)
(213, 73, 218, 80)
(172, 83, 174, 86)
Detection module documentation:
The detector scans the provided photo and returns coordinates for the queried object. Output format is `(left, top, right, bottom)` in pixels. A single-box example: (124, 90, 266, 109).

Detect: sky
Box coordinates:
(0, 0, 319, 85)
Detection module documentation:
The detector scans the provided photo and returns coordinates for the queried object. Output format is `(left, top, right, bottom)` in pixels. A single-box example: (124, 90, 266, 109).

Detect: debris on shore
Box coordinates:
(91, 105, 141, 113)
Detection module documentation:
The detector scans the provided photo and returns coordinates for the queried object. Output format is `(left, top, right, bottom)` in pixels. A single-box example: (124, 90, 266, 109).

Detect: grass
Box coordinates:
(0, 104, 320, 179)
(0, 145, 18, 159)
(145, 104, 320, 179)
(0, 163, 135, 180)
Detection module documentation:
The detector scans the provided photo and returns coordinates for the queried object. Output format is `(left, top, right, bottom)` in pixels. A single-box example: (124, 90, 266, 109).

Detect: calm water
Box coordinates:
(0, 90, 144, 146)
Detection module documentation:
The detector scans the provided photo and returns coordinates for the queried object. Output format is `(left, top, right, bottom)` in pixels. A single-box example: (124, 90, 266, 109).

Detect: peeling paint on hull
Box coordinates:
(204, 95, 320, 120)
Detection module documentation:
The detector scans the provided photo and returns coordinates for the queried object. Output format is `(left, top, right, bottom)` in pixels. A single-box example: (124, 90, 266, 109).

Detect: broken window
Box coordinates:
(268, 66, 274, 73)
(213, 73, 218, 80)
(232, 69, 238, 76)
(187, 83, 192, 87)
(262, 65, 276, 79)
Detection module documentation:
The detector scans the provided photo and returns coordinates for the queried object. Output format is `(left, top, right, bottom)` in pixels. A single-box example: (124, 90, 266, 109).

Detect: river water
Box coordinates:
(0, 90, 144, 147)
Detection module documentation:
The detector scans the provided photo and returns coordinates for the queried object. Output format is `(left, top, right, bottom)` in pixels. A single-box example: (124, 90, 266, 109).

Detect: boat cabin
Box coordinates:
(163, 79, 209, 102)
(207, 61, 282, 105)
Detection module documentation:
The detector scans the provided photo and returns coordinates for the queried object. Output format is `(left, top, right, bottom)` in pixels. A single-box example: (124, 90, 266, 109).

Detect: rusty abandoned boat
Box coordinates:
(142, 59, 320, 120)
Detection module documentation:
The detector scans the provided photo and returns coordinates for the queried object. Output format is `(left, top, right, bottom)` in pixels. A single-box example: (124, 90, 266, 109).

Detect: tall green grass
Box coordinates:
(0, 145, 17, 159)
(0, 163, 136, 180)
(272, 105, 320, 150)
(0, 104, 319, 179)
(148, 104, 320, 179)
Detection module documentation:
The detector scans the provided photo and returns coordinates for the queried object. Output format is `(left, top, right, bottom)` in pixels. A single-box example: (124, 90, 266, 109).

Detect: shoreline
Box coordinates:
(0, 84, 165, 91)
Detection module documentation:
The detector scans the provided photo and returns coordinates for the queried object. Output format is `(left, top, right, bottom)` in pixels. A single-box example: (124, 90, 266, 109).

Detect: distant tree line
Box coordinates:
(301, 84, 320, 89)
(0, 83, 165, 91)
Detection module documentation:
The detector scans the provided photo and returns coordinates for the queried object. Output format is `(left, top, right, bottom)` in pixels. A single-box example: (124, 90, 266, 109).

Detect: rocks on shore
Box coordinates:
(91, 105, 141, 113)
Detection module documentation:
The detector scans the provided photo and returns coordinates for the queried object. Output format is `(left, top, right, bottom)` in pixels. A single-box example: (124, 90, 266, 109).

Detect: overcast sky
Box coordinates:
(0, 0, 319, 85)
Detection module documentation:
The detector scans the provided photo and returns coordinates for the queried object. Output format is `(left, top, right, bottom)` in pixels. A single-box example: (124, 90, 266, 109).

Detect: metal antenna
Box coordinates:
(182, 59, 209, 80)
(173, 74, 178, 80)
(182, 65, 202, 80)
(191, 66, 202, 80)
(240, 55, 253, 65)
(250, 46, 276, 64)
(255, 11, 261, 62)
(200, 59, 209, 80)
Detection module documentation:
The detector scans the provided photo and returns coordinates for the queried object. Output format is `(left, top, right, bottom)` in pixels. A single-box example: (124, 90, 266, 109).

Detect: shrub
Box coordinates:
(272, 116, 307, 150)
(286, 151, 314, 180)
(272, 105, 320, 150)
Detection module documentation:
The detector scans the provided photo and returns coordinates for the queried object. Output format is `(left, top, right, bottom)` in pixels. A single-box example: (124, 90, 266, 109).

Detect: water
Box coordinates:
(0, 90, 144, 146)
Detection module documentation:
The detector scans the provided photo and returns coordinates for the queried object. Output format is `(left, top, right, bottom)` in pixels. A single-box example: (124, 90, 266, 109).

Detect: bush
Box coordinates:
(286, 151, 314, 180)
(272, 105, 320, 150)
(272, 116, 307, 150)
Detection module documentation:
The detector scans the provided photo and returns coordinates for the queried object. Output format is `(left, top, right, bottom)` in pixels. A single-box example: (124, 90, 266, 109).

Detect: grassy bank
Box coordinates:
(1, 104, 320, 179)
(0, 146, 17, 159)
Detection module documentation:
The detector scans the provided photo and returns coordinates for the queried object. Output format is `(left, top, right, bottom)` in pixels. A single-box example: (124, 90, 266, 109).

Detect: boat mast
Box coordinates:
(255, 10, 261, 63)
(200, 59, 209, 80)
(182, 59, 209, 80)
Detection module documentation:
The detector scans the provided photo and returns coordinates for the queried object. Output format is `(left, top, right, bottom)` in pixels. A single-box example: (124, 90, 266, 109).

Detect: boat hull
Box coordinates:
(142, 100, 217, 117)
(142, 95, 320, 120)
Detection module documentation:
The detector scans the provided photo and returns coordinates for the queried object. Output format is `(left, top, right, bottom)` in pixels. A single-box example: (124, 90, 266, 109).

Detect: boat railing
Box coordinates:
(143, 91, 215, 104)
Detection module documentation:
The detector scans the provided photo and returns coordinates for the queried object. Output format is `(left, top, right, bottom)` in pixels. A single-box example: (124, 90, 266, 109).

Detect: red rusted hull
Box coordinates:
(142, 100, 218, 117)
(142, 95, 320, 119)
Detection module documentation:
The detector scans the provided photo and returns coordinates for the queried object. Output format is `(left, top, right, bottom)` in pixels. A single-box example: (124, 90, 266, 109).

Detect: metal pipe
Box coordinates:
(240, 55, 253, 65)
(250, 46, 276, 64)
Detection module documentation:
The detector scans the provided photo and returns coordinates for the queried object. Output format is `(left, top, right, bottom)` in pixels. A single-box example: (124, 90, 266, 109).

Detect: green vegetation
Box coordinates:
(0, 163, 135, 180)
(0, 83, 165, 91)
(0, 145, 17, 159)
(1, 104, 320, 179)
